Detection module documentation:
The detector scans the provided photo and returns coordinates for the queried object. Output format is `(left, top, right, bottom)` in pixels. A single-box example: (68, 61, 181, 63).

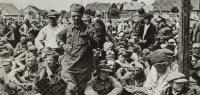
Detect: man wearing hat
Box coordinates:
(144, 51, 173, 95)
(137, 13, 157, 50)
(35, 11, 64, 54)
(121, 61, 147, 95)
(56, 3, 100, 95)
(135, 8, 146, 33)
(160, 72, 197, 95)
(85, 63, 122, 95)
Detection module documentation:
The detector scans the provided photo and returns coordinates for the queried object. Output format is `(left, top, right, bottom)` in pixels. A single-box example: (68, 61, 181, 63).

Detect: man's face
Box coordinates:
(154, 62, 168, 74)
(133, 67, 142, 77)
(83, 15, 92, 24)
(48, 17, 57, 26)
(20, 36, 26, 44)
(3, 63, 12, 73)
(107, 60, 115, 71)
(172, 82, 185, 91)
(144, 18, 151, 25)
(45, 56, 55, 68)
(118, 55, 125, 63)
(7, 19, 12, 24)
(26, 57, 36, 68)
(71, 12, 82, 25)
(100, 71, 109, 80)
(106, 54, 115, 60)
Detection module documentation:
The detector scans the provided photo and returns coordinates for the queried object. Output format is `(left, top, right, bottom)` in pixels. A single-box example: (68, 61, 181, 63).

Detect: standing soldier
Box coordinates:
(56, 3, 99, 95)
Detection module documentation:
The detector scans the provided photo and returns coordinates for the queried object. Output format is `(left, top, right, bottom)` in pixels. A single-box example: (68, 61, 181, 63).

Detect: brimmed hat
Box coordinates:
(70, 3, 84, 15)
(98, 63, 112, 72)
(150, 52, 171, 65)
(166, 72, 188, 83)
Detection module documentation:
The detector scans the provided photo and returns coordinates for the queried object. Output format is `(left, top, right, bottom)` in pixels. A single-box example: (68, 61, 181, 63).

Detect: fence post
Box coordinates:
(178, 0, 191, 79)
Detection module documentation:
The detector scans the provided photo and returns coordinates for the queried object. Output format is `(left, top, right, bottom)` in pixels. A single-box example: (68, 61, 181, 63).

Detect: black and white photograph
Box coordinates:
(0, 0, 199, 95)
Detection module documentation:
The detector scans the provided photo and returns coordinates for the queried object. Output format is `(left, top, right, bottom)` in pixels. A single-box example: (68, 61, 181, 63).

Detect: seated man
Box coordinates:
(161, 72, 196, 95)
(143, 50, 173, 95)
(0, 58, 26, 95)
(13, 35, 28, 57)
(116, 61, 146, 95)
(35, 54, 66, 95)
(85, 63, 122, 95)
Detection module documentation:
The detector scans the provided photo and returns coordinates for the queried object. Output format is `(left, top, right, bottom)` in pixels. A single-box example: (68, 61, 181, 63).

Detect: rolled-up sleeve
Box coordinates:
(107, 76, 122, 95)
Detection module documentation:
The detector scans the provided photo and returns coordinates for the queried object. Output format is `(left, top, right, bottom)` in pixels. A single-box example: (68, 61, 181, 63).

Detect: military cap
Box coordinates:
(98, 63, 112, 72)
(150, 52, 171, 65)
(166, 72, 188, 83)
(70, 3, 84, 15)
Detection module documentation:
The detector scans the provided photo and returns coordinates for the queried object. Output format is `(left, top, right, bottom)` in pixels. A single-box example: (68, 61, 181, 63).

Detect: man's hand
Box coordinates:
(139, 39, 147, 43)
(62, 44, 72, 52)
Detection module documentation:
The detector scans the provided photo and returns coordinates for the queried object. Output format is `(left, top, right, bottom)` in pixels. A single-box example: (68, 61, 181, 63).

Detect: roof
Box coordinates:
(0, 3, 23, 16)
(153, 0, 200, 12)
(122, 1, 144, 11)
(23, 5, 45, 14)
(85, 2, 115, 12)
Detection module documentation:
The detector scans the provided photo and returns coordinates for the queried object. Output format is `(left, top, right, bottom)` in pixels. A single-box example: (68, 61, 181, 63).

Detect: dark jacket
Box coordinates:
(138, 23, 157, 49)
(56, 21, 98, 73)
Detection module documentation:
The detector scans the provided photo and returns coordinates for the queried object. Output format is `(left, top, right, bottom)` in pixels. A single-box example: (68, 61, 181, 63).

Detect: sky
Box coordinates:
(0, 0, 155, 11)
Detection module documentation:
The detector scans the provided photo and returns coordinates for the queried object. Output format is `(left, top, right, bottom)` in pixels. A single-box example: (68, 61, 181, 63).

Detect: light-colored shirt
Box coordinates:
(144, 66, 171, 95)
(143, 24, 150, 40)
(35, 24, 64, 49)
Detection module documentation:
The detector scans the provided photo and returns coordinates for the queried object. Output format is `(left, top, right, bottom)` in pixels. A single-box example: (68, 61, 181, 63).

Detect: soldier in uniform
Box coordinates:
(56, 3, 100, 95)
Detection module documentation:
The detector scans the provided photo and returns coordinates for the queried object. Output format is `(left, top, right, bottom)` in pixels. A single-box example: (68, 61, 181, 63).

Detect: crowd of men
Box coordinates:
(0, 3, 200, 95)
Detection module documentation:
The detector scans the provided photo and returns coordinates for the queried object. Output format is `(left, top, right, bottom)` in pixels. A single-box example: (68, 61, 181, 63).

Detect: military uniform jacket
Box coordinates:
(56, 21, 98, 73)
